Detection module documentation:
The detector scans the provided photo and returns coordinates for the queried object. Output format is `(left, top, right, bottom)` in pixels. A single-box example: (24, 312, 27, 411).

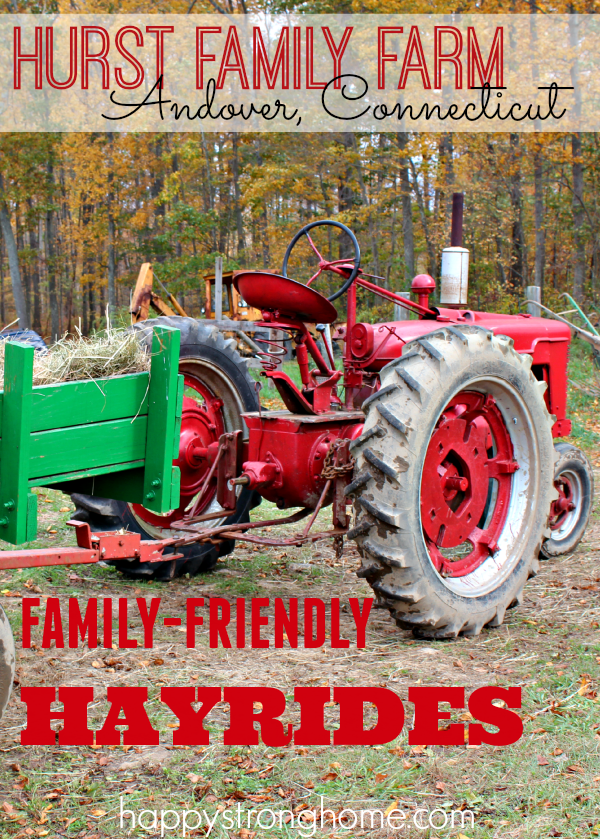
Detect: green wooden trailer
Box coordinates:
(0, 324, 183, 720)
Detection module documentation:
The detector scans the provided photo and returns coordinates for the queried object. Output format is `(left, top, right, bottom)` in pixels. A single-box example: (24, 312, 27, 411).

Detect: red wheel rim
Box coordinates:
(132, 374, 225, 529)
(549, 477, 575, 530)
(421, 391, 519, 578)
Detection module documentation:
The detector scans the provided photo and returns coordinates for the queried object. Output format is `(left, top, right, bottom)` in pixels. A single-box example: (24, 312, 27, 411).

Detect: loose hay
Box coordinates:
(0, 328, 149, 386)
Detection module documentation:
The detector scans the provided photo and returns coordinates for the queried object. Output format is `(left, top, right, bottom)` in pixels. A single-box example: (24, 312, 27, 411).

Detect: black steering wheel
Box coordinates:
(281, 220, 361, 302)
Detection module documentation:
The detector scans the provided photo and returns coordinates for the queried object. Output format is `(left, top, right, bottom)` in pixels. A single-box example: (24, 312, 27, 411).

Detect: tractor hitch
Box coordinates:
(0, 521, 179, 571)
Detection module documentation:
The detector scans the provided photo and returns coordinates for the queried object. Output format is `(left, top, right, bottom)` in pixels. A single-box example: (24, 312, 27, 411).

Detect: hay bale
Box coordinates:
(0, 328, 150, 386)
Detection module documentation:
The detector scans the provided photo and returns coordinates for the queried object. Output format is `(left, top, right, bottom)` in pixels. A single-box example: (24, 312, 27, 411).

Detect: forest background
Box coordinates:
(0, 0, 596, 339)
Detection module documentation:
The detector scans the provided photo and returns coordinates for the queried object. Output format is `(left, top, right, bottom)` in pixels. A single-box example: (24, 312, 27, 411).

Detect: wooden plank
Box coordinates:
(30, 373, 150, 432)
(29, 416, 148, 480)
(31, 459, 145, 488)
(0, 341, 36, 544)
(142, 326, 182, 513)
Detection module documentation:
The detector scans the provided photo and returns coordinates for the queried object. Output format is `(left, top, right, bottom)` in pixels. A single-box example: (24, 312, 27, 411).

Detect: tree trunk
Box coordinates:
(106, 134, 116, 318)
(0, 176, 29, 329)
(231, 134, 245, 261)
(396, 133, 414, 283)
(571, 132, 585, 302)
(338, 133, 356, 261)
(409, 158, 437, 278)
(28, 212, 42, 331)
(45, 162, 60, 341)
(509, 133, 526, 291)
(533, 144, 545, 294)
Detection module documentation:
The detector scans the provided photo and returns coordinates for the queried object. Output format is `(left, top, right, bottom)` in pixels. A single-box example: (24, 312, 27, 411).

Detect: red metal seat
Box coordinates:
(234, 271, 338, 324)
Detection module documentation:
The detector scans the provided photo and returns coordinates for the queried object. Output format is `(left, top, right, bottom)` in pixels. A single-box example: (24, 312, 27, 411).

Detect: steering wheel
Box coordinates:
(281, 220, 361, 302)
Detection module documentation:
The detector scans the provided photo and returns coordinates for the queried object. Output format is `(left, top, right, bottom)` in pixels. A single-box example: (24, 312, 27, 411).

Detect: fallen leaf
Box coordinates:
(374, 773, 388, 783)
(321, 772, 338, 782)
(567, 764, 585, 773)
(537, 756, 550, 766)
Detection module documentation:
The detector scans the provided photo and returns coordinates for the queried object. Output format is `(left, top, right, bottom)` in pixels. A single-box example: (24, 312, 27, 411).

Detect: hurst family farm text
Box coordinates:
(12, 24, 503, 92)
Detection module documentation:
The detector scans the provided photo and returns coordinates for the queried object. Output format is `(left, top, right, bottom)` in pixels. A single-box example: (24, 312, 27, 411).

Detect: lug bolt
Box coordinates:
(444, 476, 469, 491)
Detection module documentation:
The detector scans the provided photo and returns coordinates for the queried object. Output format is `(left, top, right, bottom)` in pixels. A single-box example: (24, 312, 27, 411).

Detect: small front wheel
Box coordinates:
(541, 442, 594, 558)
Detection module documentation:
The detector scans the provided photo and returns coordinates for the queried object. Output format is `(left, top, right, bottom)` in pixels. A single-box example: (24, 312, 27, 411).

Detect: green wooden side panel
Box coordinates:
(0, 324, 183, 545)
(142, 327, 182, 513)
(0, 341, 36, 544)
(30, 373, 150, 433)
(28, 416, 148, 479)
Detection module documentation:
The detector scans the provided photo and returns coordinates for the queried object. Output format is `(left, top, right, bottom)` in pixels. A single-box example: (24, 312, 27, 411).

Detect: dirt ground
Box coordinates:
(0, 478, 598, 839)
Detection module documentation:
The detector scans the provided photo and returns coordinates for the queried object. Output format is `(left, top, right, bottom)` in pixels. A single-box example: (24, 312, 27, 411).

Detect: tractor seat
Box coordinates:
(234, 271, 338, 325)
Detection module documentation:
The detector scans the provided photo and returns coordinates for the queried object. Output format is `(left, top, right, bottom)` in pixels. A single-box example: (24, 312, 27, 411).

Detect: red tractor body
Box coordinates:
(348, 311, 572, 437)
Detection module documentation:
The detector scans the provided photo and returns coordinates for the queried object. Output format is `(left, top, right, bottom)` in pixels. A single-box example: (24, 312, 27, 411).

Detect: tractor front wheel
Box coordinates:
(348, 325, 556, 639)
(72, 316, 261, 581)
(541, 442, 594, 558)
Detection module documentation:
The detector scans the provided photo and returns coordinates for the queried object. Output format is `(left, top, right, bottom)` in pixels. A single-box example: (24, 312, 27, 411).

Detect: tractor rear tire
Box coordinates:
(72, 316, 261, 581)
(348, 325, 556, 639)
(0, 605, 15, 722)
(540, 442, 594, 558)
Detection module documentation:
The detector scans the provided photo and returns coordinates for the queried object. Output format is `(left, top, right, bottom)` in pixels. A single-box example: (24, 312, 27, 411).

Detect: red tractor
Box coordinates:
(72, 197, 593, 640)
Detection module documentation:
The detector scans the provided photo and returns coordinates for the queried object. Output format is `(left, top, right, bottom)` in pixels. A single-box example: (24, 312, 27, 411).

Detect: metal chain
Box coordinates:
(321, 440, 356, 480)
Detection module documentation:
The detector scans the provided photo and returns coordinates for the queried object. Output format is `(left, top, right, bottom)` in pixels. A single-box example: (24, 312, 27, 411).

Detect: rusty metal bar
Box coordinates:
(0, 547, 100, 570)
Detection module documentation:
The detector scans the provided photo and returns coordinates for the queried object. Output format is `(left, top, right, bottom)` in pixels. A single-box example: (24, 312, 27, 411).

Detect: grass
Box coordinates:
(0, 345, 599, 838)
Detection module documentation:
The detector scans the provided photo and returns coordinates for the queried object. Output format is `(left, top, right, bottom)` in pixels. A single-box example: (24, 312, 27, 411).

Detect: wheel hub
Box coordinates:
(421, 392, 519, 578)
(549, 477, 576, 529)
